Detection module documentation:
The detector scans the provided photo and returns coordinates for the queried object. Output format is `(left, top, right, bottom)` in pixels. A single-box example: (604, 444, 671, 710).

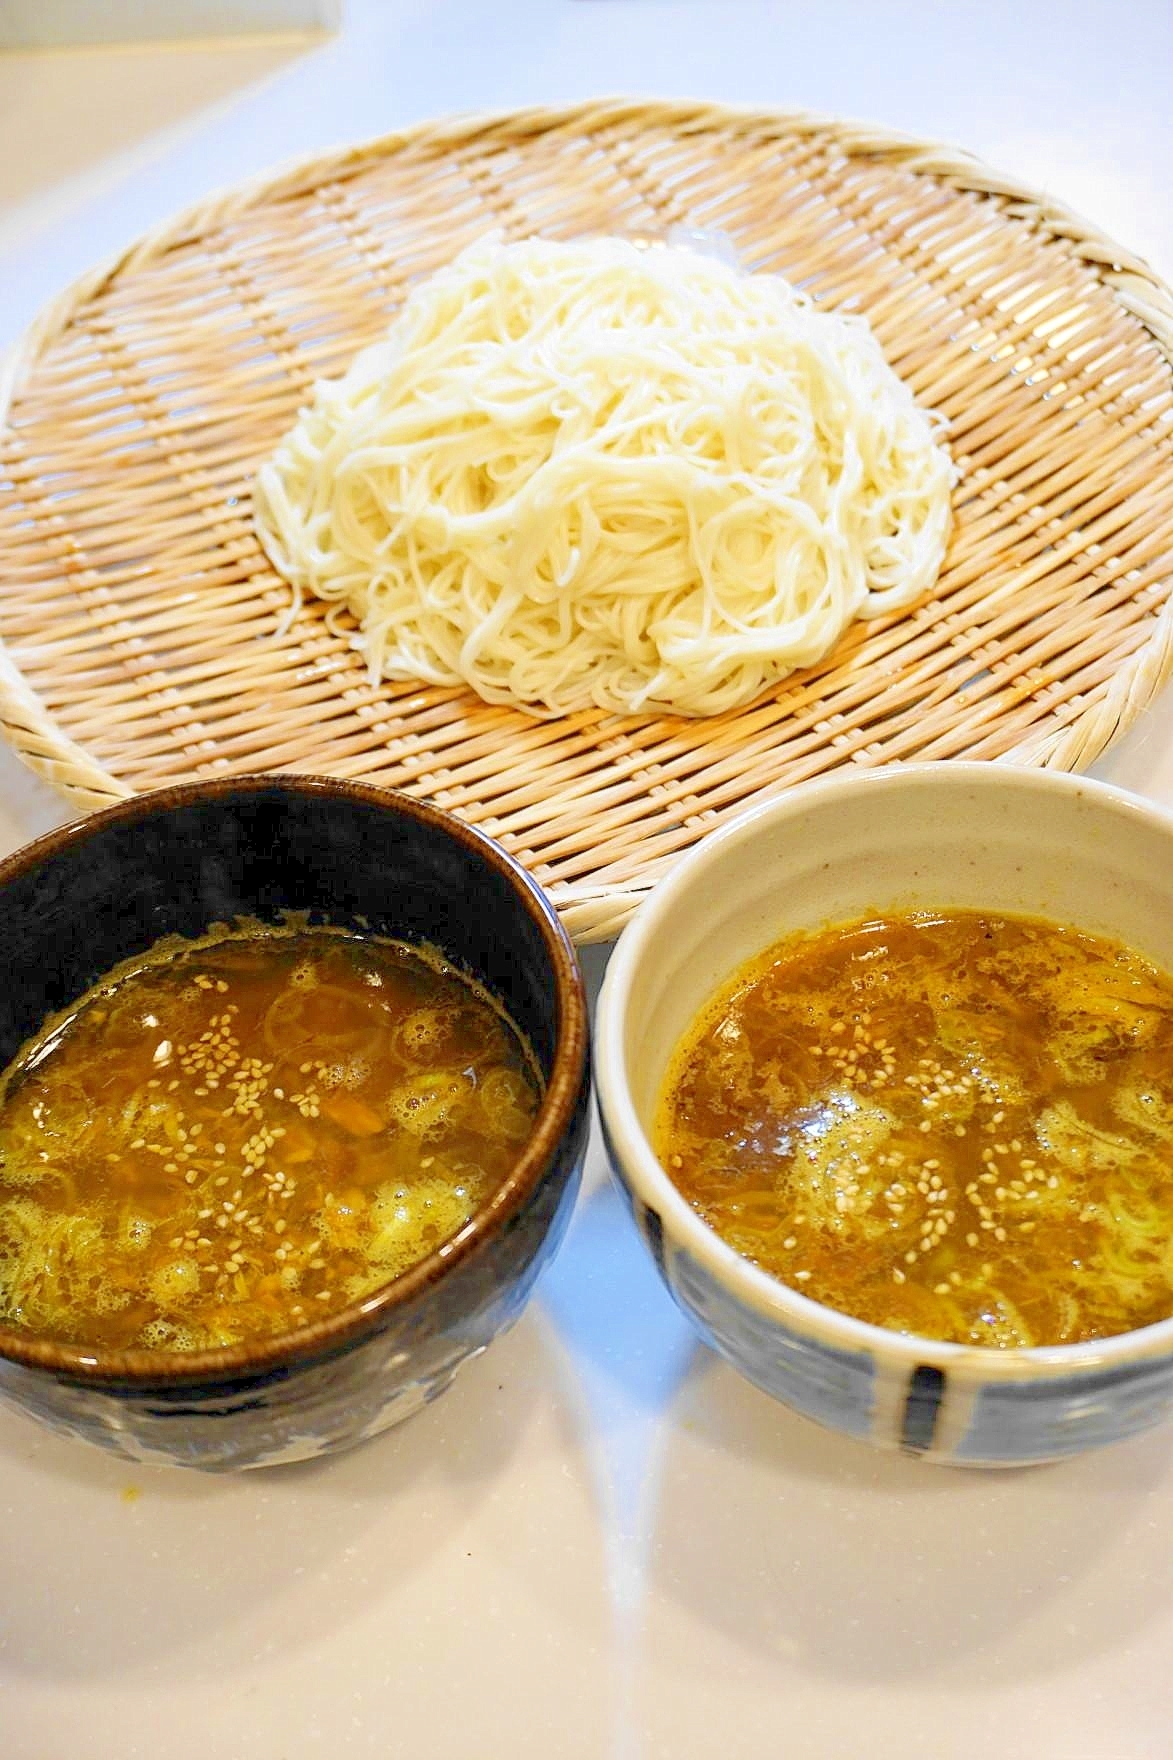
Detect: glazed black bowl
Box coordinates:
(0, 776, 590, 1470)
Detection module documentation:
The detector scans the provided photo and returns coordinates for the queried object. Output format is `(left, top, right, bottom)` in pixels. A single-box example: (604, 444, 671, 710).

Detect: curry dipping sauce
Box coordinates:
(654, 910, 1173, 1349)
(0, 923, 542, 1351)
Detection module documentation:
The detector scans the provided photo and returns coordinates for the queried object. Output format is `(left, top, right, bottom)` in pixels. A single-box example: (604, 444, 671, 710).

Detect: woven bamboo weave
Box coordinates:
(2, 98, 1172, 942)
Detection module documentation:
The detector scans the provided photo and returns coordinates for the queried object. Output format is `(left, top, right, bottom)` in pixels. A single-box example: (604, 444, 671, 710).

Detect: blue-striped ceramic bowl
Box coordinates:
(596, 763, 1173, 1467)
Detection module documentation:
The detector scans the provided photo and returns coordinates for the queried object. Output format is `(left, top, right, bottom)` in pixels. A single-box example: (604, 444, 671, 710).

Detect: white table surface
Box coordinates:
(3, 5, 1173, 1755)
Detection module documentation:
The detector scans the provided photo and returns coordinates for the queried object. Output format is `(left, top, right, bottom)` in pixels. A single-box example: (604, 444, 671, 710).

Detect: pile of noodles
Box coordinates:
(253, 235, 956, 718)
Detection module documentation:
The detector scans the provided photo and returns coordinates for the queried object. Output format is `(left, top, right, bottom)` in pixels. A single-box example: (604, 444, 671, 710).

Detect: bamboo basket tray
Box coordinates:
(2, 98, 1173, 943)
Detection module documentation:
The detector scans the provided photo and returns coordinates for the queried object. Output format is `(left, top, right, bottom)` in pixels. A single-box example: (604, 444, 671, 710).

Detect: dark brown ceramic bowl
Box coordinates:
(0, 776, 590, 1470)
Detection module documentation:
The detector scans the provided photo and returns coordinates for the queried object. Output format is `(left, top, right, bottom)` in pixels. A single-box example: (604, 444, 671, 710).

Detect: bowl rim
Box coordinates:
(596, 759, 1173, 1381)
(0, 773, 590, 1386)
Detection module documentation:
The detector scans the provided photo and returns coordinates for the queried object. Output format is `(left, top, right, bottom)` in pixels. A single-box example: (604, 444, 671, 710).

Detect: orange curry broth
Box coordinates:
(654, 910, 1173, 1348)
(0, 925, 540, 1351)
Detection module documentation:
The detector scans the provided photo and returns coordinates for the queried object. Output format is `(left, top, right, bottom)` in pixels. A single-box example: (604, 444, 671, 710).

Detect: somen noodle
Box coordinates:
(254, 236, 956, 718)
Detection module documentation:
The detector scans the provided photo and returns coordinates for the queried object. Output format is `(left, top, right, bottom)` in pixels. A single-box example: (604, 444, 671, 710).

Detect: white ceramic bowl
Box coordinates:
(596, 762, 1173, 1467)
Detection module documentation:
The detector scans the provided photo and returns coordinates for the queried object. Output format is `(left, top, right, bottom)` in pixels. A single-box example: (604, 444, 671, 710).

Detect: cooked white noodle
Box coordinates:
(254, 236, 955, 717)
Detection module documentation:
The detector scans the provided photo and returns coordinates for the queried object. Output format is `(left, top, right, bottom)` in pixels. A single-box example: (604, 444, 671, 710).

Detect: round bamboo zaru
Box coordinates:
(1, 98, 1172, 942)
